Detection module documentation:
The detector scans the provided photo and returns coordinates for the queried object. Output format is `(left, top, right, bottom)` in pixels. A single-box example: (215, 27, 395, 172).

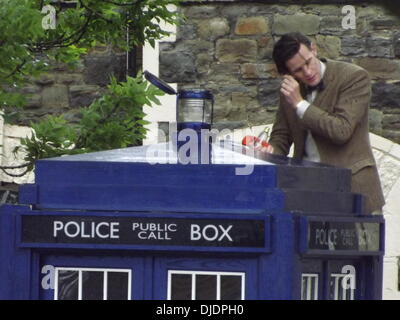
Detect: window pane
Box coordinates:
(330, 275, 355, 300)
(107, 272, 129, 300)
(301, 275, 319, 300)
(196, 275, 217, 300)
(57, 270, 79, 300)
(170, 274, 192, 300)
(220, 275, 242, 300)
(82, 271, 104, 300)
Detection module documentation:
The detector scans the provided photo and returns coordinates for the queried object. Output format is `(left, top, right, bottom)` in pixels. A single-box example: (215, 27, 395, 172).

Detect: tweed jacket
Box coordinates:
(268, 58, 385, 214)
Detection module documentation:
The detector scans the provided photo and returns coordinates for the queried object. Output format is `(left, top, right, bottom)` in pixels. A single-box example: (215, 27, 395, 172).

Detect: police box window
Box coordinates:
(330, 273, 355, 300)
(301, 273, 319, 300)
(54, 267, 131, 300)
(168, 271, 244, 300)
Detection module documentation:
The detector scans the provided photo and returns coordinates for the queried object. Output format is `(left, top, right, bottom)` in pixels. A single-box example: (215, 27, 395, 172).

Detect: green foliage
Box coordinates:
(17, 73, 164, 162)
(1, 0, 181, 175)
(0, 0, 181, 108)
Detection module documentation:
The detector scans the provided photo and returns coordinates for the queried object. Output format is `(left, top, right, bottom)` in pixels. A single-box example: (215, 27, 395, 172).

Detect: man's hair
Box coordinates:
(272, 32, 312, 75)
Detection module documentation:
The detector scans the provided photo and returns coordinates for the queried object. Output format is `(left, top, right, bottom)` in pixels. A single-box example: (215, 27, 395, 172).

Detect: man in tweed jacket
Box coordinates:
(266, 32, 385, 214)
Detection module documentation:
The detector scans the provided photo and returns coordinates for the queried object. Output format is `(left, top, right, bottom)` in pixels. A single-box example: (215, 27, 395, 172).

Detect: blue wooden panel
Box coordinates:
(35, 161, 278, 188)
(0, 205, 33, 299)
(33, 184, 285, 212)
(18, 184, 38, 205)
(258, 211, 297, 299)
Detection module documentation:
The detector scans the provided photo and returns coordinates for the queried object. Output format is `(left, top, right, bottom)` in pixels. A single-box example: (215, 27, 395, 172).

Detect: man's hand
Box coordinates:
(258, 144, 274, 154)
(280, 75, 303, 108)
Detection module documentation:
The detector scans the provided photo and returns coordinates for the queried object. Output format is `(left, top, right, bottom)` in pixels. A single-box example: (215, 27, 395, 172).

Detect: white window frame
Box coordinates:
(330, 273, 355, 300)
(54, 267, 132, 300)
(167, 270, 245, 300)
(301, 273, 319, 300)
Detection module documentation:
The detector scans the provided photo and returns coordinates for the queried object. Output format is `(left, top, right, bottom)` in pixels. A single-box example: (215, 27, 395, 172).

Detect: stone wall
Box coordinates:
(159, 1, 400, 142)
(14, 46, 127, 126)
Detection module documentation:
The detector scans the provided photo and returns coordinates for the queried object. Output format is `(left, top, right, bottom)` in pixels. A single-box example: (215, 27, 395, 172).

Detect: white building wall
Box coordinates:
(142, 4, 177, 145)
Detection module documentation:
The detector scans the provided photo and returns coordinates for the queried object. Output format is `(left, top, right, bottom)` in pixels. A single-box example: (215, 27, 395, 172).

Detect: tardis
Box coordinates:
(0, 140, 384, 300)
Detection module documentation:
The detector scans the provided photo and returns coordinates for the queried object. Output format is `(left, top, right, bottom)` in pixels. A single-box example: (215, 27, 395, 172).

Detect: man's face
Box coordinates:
(285, 43, 322, 87)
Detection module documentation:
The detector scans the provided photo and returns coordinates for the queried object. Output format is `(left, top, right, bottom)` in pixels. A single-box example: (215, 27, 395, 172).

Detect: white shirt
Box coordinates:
(296, 61, 326, 162)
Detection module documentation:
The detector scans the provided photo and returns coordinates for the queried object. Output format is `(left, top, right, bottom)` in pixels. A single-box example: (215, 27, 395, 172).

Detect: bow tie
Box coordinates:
(305, 80, 325, 95)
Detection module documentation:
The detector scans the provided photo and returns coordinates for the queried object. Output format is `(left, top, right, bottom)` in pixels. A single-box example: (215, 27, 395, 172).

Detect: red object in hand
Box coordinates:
(241, 135, 270, 148)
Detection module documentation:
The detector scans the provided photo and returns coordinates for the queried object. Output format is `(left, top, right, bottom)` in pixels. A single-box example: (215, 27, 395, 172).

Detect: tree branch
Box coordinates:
(78, 0, 115, 24)
(31, 11, 93, 51)
(4, 60, 27, 79)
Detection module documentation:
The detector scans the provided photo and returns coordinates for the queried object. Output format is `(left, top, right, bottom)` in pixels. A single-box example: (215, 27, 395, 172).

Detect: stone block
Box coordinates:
(207, 63, 241, 83)
(267, 5, 301, 16)
(56, 73, 84, 85)
(213, 94, 231, 120)
(371, 82, 400, 110)
(340, 36, 366, 56)
(198, 18, 230, 40)
(34, 74, 56, 86)
(366, 37, 393, 58)
(159, 51, 196, 83)
(196, 53, 214, 74)
(220, 5, 254, 20)
(258, 78, 281, 111)
(357, 5, 384, 19)
(355, 58, 400, 80)
(247, 105, 276, 126)
(319, 16, 345, 36)
(227, 92, 252, 122)
(316, 35, 341, 59)
(177, 23, 197, 41)
(273, 14, 320, 35)
(258, 37, 274, 60)
(369, 109, 383, 135)
(216, 39, 257, 63)
(183, 5, 218, 19)
(41, 85, 69, 110)
(235, 17, 269, 35)
(25, 94, 42, 109)
(241, 63, 277, 79)
(383, 114, 400, 130)
(69, 85, 102, 108)
(393, 32, 400, 58)
(84, 52, 125, 86)
(21, 86, 41, 94)
(370, 19, 399, 30)
(213, 121, 248, 132)
(174, 40, 214, 55)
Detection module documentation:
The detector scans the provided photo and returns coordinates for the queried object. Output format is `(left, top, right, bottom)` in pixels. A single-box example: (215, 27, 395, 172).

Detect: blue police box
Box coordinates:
(0, 140, 384, 300)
